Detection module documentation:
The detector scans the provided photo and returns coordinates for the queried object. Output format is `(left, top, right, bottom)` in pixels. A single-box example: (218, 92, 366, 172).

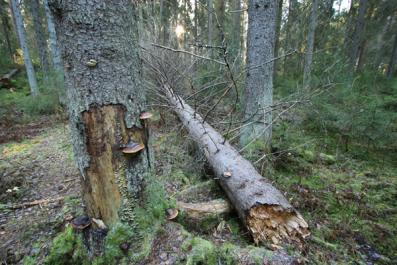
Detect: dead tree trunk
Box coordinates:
(49, 0, 151, 226)
(0, 68, 18, 88)
(162, 83, 309, 245)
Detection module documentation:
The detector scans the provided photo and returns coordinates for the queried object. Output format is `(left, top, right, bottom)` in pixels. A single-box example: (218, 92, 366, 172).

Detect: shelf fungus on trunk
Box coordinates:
(71, 216, 91, 230)
(162, 83, 310, 246)
(122, 141, 145, 154)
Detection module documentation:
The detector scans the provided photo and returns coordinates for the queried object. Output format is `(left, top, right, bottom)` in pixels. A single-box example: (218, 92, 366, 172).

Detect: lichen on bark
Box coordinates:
(49, 0, 151, 225)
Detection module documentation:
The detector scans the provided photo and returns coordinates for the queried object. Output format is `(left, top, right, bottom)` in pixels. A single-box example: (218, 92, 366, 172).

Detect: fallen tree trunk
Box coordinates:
(163, 84, 309, 245)
(0, 68, 18, 88)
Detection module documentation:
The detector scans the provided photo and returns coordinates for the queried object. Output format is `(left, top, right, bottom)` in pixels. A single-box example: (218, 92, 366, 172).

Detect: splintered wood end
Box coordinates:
(247, 204, 309, 246)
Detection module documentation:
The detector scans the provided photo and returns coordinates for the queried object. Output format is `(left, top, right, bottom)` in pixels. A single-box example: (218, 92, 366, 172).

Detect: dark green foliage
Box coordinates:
(304, 72, 397, 155)
(44, 226, 89, 265)
(0, 73, 61, 124)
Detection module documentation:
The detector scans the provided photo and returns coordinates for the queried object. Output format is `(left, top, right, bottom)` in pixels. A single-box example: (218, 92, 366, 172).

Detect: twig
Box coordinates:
(6, 197, 64, 210)
(151, 43, 226, 65)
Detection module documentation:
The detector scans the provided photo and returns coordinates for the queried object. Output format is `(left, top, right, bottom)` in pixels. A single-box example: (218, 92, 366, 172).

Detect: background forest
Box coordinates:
(0, 0, 396, 264)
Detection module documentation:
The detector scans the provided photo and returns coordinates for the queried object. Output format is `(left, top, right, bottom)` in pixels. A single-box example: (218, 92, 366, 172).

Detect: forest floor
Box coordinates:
(0, 113, 396, 264)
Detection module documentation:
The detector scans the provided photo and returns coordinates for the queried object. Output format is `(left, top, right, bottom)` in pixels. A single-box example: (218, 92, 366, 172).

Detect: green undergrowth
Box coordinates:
(0, 73, 62, 124)
(181, 234, 276, 265)
(249, 118, 397, 263)
(30, 173, 175, 265)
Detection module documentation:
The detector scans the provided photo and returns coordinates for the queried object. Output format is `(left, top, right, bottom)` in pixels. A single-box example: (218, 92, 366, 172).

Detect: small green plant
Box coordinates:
(92, 223, 135, 265)
(45, 226, 89, 265)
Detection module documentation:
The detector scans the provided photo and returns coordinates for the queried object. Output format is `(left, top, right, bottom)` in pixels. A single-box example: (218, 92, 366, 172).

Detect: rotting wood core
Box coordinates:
(82, 104, 146, 225)
(247, 204, 309, 245)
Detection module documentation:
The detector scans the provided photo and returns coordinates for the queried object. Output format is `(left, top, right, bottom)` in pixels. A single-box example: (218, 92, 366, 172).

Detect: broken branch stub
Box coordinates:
(162, 83, 309, 245)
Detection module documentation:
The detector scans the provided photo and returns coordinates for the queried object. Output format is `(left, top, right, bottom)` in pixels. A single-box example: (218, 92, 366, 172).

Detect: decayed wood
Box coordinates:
(177, 199, 231, 219)
(0, 68, 18, 87)
(163, 84, 309, 245)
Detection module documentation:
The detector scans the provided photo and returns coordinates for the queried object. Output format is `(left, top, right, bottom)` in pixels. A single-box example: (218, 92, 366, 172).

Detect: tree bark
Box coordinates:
(303, 0, 319, 88)
(283, 0, 297, 73)
(0, 4, 14, 62)
(10, 0, 38, 96)
(163, 84, 309, 245)
(0, 68, 18, 88)
(349, 0, 368, 70)
(240, 0, 277, 148)
(231, 0, 241, 61)
(28, 0, 50, 79)
(387, 29, 397, 77)
(194, 0, 198, 45)
(43, 0, 63, 74)
(215, 0, 225, 45)
(273, 0, 283, 79)
(208, 0, 213, 45)
(48, 0, 151, 226)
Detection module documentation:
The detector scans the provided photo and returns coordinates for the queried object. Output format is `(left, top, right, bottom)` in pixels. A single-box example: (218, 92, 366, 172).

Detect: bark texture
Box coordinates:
(303, 0, 319, 88)
(231, 0, 241, 61)
(387, 29, 397, 77)
(43, 0, 63, 73)
(0, 6, 13, 61)
(0, 68, 18, 87)
(10, 0, 38, 96)
(241, 0, 277, 147)
(273, 0, 283, 78)
(349, 0, 368, 70)
(207, 0, 213, 45)
(28, 0, 50, 78)
(49, 0, 150, 225)
(164, 84, 309, 245)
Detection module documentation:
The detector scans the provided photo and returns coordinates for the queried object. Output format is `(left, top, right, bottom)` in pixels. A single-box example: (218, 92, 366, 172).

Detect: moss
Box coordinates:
(45, 226, 89, 265)
(302, 150, 316, 162)
(318, 153, 336, 164)
(246, 246, 274, 264)
(92, 223, 134, 265)
(22, 256, 37, 265)
(186, 237, 217, 265)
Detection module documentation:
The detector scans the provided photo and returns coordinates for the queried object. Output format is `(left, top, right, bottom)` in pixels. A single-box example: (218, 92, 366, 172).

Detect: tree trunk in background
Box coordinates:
(43, 0, 63, 74)
(10, 0, 38, 96)
(49, 0, 151, 227)
(283, 0, 297, 72)
(240, 0, 277, 148)
(160, 0, 164, 43)
(303, 0, 319, 88)
(231, 0, 241, 61)
(208, 0, 213, 45)
(349, 0, 368, 70)
(28, 0, 50, 80)
(273, 0, 283, 79)
(0, 5, 14, 62)
(215, 0, 225, 45)
(194, 0, 198, 45)
(325, 0, 334, 19)
(387, 30, 397, 77)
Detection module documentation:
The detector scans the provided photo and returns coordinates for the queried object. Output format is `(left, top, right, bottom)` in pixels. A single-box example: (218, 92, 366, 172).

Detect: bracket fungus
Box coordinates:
(122, 141, 145, 154)
(71, 216, 91, 230)
(223, 171, 232, 178)
(85, 59, 97, 67)
(166, 208, 179, 220)
(139, 111, 153, 120)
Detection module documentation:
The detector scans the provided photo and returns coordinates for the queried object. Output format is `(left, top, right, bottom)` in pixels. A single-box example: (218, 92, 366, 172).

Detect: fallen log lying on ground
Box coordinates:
(163, 83, 309, 246)
(0, 68, 18, 88)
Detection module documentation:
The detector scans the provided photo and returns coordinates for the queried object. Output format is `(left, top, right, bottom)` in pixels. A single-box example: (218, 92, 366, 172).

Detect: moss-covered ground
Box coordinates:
(1, 84, 396, 264)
